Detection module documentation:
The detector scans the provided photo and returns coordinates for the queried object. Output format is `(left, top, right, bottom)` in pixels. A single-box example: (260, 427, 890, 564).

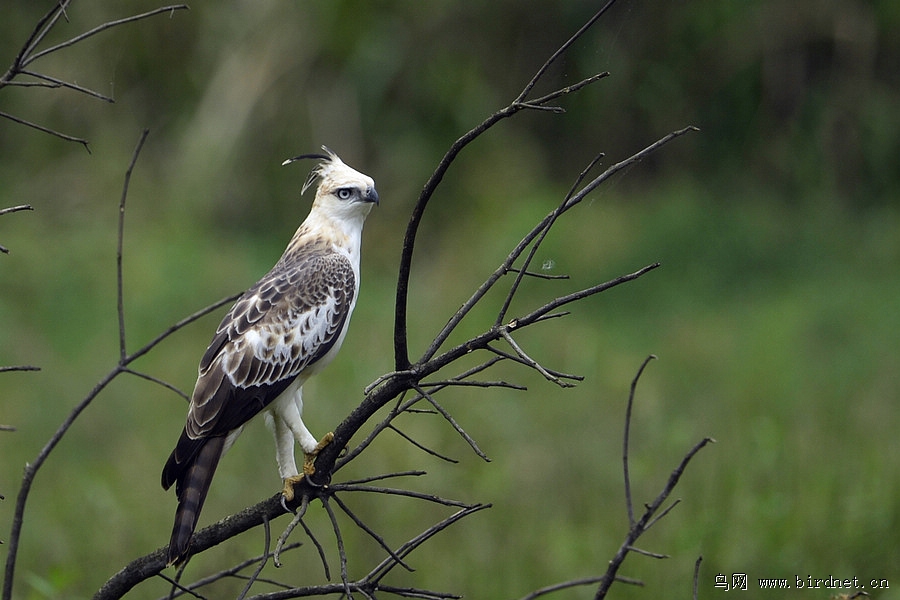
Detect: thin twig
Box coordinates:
(161, 546, 300, 600)
(118, 129, 150, 361)
(274, 495, 309, 568)
(330, 483, 477, 510)
(412, 383, 490, 461)
(236, 514, 271, 600)
(331, 494, 415, 572)
(1, 4, 188, 149)
(521, 72, 610, 109)
(364, 504, 490, 584)
(515, 0, 618, 102)
(18, 69, 114, 102)
(321, 498, 353, 598)
(387, 425, 460, 463)
(0, 204, 34, 254)
(496, 152, 605, 326)
(643, 498, 682, 531)
(485, 344, 582, 382)
(624, 355, 656, 527)
(1, 1, 70, 85)
(517, 577, 607, 600)
(0, 204, 33, 217)
(505, 267, 570, 280)
(692, 555, 703, 600)
(300, 517, 331, 581)
(22, 5, 191, 68)
(371, 586, 460, 599)
(0, 110, 90, 150)
(122, 368, 189, 401)
(417, 379, 527, 391)
(339, 471, 428, 486)
(156, 571, 205, 600)
(0, 366, 40, 374)
(625, 545, 669, 559)
(499, 328, 574, 388)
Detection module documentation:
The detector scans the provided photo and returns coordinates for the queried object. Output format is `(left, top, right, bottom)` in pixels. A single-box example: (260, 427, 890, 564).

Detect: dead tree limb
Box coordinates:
(1, 131, 240, 600)
(0, 2, 189, 149)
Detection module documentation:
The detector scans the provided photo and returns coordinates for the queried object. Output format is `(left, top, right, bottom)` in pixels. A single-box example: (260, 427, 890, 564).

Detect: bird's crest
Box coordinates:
(282, 146, 353, 196)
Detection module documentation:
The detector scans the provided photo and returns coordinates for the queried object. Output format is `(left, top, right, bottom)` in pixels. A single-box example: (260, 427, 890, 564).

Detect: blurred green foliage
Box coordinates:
(1, 1, 898, 599)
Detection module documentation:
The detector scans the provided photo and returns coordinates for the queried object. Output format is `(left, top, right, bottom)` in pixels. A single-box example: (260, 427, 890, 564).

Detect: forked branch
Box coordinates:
(592, 357, 714, 599)
(514, 358, 713, 599)
(393, 0, 621, 371)
(0, 2, 189, 149)
(2, 132, 239, 600)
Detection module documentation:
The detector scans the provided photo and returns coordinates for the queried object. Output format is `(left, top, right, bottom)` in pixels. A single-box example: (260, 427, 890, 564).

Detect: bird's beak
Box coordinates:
(365, 187, 379, 206)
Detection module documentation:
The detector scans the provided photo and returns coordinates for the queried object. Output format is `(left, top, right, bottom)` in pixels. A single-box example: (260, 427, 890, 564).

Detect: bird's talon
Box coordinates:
(281, 474, 305, 505)
(304, 472, 325, 488)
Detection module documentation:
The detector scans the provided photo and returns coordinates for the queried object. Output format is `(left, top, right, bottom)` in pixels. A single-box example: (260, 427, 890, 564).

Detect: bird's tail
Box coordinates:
(166, 436, 225, 566)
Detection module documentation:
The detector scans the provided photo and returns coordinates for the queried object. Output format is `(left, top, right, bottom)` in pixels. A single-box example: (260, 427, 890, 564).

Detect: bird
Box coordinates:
(161, 147, 378, 566)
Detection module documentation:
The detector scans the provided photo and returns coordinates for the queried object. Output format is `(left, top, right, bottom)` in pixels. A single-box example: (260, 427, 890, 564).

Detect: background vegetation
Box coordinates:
(1, 1, 898, 598)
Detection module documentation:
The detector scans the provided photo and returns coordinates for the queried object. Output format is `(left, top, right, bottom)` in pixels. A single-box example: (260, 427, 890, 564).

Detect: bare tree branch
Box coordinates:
(592, 356, 715, 600)
(0, 204, 34, 218)
(0, 110, 90, 150)
(392, 0, 622, 371)
(624, 355, 657, 527)
(386, 424, 460, 463)
(515, 0, 618, 103)
(118, 129, 151, 361)
(20, 5, 191, 69)
(162, 545, 300, 600)
(495, 153, 604, 326)
(0, 365, 40, 374)
(692, 555, 703, 600)
(499, 328, 575, 388)
(0, 3, 189, 149)
(236, 514, 271, 600)
(412, 383, 490, 461)
(330, 494, 415, 573)
(2, 131, 239, 600)
(513, 359, 712, 600)
(419, 125, 697, 367)
(517, 577, 607, 600)
(18, 68, 114, 102)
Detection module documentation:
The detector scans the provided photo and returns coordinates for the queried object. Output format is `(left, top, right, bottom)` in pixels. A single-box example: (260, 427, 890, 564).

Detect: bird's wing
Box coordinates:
(192, 245, 355, 437)
(161, 242, 354, 489)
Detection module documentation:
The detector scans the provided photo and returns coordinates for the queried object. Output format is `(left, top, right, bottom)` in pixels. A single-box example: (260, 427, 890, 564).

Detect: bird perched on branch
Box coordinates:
(161, 148, 378, 566)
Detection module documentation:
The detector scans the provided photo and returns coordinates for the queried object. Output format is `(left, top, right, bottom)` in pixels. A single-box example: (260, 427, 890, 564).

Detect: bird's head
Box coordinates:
(283, 147, 378, 225)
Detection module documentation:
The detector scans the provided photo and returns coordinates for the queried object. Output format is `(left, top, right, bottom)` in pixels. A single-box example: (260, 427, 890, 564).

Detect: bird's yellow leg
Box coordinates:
(282, 432, 335, 501)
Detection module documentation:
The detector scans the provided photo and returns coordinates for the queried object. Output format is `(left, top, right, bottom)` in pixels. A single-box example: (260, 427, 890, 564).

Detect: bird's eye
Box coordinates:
(336, 188, 353, 200)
